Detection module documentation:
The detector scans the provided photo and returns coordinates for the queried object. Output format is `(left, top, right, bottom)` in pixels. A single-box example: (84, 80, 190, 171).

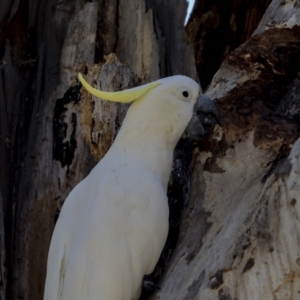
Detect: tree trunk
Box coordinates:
(186, 0, 272, 89)
(2, 0, 298, 300)
(152, 0, 300, 299)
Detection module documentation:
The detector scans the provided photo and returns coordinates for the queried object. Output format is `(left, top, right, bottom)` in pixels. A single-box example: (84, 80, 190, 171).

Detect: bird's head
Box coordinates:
(78, 73, 219, 144)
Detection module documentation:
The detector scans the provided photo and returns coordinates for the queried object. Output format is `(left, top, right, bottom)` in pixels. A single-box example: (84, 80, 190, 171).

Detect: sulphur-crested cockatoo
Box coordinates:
(44, 74, 219, 300)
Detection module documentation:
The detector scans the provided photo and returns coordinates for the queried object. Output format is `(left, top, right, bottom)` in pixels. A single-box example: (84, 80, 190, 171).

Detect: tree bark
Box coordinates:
(153, 0, 300, 299)
(186, 0, 272, 89)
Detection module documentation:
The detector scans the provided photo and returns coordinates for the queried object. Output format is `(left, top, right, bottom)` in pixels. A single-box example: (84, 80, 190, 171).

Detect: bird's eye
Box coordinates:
(182, 91, 189, 98)
(176, 87, 192, 102)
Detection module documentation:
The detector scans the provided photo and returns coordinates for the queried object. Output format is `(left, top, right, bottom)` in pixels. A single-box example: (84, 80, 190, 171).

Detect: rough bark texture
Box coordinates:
(152, 0, 300, 299)
(186, 0, 272, 89)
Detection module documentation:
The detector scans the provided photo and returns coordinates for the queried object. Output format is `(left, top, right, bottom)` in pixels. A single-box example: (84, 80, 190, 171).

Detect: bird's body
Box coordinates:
(44, 75, 218, 300)
(46, 160, 168, 299)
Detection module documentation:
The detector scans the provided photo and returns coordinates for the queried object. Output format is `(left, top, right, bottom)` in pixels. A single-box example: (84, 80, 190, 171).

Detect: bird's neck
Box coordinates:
(107, 123, 176, 191)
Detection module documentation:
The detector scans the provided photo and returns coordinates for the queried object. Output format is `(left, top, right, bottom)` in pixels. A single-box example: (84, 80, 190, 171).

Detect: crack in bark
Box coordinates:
(52, 85, 81, 169)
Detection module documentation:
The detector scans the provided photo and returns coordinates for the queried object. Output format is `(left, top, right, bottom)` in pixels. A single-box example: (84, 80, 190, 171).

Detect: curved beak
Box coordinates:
(186, 94, 220, 140)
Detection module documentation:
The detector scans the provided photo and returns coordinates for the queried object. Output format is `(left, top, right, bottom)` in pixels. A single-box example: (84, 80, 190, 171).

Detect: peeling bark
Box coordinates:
(153, 1, 300, 299)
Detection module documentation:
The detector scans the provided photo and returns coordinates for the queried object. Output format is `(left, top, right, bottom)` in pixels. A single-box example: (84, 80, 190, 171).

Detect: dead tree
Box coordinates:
(153, 0, 300, 299)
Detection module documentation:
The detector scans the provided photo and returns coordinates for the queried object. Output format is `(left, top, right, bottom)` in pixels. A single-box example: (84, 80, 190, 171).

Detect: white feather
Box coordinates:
(44, 75, 200, 300)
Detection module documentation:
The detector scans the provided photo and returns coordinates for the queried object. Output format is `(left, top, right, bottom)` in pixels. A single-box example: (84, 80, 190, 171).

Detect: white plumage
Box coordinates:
(44, 75, 201, 300)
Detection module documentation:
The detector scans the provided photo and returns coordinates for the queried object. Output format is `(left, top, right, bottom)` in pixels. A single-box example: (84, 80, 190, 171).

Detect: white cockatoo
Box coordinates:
(44, 73, 219, 300)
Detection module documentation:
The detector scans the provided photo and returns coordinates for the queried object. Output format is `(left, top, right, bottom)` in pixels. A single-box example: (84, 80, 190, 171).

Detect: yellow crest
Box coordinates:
(78, 73, 161, 103)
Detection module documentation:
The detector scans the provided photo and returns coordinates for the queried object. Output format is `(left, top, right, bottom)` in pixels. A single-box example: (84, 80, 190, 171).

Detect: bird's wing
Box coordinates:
(44, 180, 89, 300)
(43, 242, 66, 300)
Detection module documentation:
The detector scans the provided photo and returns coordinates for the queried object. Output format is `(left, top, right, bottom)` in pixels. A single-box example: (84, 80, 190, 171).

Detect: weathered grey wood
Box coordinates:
(97, 0, 198, 81)
(0, 1, 84, 299)
(153, 0, 300, 299)
(254, 0, 300, 35)
(10, 3, 99, 299)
